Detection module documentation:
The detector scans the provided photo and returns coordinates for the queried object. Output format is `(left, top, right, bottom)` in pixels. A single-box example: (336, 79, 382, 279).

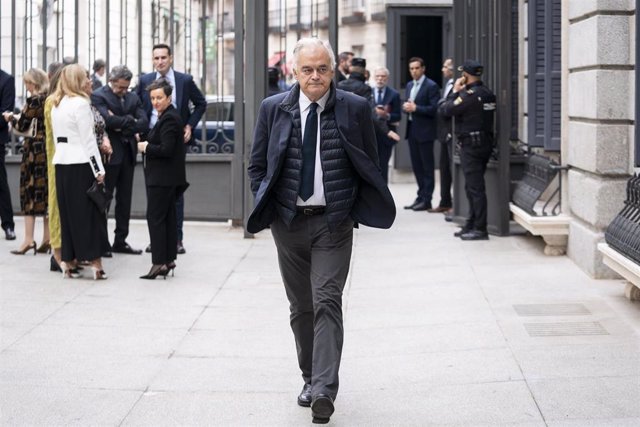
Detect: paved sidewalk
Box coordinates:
(1, 183, 640, 426)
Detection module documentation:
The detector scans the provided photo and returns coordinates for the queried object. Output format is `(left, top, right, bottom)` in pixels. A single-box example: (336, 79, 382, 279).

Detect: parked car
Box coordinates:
(192, 95, 235, 154)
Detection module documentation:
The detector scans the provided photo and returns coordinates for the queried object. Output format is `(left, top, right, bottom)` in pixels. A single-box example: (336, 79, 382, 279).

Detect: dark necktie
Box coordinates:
(299, 102, 318, 201)
(377, 89, 383, 105)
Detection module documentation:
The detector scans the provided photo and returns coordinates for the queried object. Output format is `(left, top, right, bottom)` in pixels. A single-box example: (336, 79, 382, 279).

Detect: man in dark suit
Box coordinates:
(336, 51, 353, 82)
(402, 57, 440, 211)
(0, 69, 16, 240)
(372, 66, 401, 183)
(136, 43, 206, 255)
(433, 58, 455, 215)
(92, 65, 148, 255)
(248, 37, 395, 425)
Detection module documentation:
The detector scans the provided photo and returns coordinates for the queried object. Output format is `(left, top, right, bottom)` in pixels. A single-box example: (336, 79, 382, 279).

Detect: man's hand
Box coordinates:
(137, 141, 149, 153)
(183, 124, 192, 143)
(96, 173, 105, 184)
(387, 130, 401, 142)
(2, 111, 13, 123)
(375, 105, 387, 118)
(453, 76, 467, 93)
(402, 99, 416, 113)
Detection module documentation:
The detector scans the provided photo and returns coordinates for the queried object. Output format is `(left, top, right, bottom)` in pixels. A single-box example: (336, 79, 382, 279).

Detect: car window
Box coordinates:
(206, 101, 234, 122)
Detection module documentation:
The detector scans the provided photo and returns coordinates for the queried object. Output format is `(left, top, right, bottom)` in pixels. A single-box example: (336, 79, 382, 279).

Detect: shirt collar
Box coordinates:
(156, 68, 175, 84)
(415, 75, 425, 85)
(299, 88, 330, 112)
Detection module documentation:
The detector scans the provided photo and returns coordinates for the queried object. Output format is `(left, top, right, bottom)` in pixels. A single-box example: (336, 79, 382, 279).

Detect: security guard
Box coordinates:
(438, 59, 496, 240)
(337, 57, 372, 100)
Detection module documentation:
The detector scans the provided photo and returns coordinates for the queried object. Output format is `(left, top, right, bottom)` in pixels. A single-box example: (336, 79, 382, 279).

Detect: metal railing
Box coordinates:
(511, 154, 567, 216)
(605, 174, 640, 264)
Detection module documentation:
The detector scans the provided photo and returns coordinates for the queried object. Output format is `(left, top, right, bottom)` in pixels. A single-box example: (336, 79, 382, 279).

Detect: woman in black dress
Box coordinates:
(137, 79, 187, 279)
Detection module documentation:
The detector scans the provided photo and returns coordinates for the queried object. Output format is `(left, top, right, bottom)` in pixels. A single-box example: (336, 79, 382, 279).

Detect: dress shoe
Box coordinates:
(140, 264, 168, 280)
(404, 199, 420, 210)
(297, 383, 312, 407)
(10, 241, 36, 255)
(460, 230, 489, 241)
(145, 244, 152, 253)
(111, 242, 143, 255)
(444, 211, 454, 222)
(311, 394, 334, 424)
(453, 227, 471, 237)
(50, 255, 62, 272)
(102, 251, 113, 258)
(411, 201, 431, 211)
(4, 228, 16, 240)
(36, 240, 51, 254)
(427, 206, 451, 213)
(176, 241, 186, 255)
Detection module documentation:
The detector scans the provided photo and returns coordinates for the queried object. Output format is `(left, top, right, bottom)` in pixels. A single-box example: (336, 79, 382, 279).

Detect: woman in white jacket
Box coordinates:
(50, 64, 107, 280)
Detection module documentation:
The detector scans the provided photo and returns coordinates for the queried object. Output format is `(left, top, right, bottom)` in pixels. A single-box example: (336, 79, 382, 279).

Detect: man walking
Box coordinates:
(336, 51, 353, 82)
(92, 65, 148, 254)
(136, 44, 206, 254)
(431, 58, 455, 215)
(402, 57, 440, 211)
(439, 59, 496, 240)
(372, 66, 401, 182)
(0, 69, 15, 240)
(247, 37, 395, 424)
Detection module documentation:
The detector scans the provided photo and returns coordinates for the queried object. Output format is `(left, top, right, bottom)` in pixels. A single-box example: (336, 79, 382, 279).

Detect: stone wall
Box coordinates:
(564, 0, 635, 278)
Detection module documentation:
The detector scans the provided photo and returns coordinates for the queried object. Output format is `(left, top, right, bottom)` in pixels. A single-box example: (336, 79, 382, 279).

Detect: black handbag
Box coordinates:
(86, 181, 112, 212)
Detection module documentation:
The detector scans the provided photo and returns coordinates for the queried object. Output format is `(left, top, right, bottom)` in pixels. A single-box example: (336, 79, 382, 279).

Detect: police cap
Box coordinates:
(351, 57, 366, 68)
(457, 59, 483, 76)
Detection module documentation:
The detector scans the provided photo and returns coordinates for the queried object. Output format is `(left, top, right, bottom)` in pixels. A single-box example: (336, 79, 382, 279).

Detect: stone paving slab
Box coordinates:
(1, 182, 639, 425)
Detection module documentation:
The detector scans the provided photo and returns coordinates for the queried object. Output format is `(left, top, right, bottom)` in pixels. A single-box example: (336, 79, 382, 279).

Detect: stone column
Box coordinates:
(565, 0, 635, 278)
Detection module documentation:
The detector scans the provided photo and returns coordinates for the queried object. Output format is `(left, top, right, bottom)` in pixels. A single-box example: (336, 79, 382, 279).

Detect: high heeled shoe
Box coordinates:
(37, 241, 51, 254)
(165, 262, 176, 277)
(11, 241, 36, 255)
(60, 262, 81, 279)
(50, 255, 62, 272)
(91, 266, 108, 281)
(140, 264, 168, 280)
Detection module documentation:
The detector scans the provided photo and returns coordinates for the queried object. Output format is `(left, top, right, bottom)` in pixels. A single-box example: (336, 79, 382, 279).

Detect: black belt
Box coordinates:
(297, 206, 325, 216)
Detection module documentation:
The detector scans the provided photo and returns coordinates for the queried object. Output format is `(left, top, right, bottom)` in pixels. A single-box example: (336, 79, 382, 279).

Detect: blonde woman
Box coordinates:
(2, 68, 50, 255)
(50, 64, 107, 280)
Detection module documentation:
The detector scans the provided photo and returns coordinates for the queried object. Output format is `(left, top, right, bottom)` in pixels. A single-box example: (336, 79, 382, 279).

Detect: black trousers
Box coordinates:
(146, 185, 177, 265)
(460, 143, 492, 232)
(56, 164, 107, 262)
(0, 144, 14, 231)
(105, 158, 135, 246)
(377, 140, 393, 183)
(407, 137, 435, 205)
(270, 214, 353, 400)
(438, 141, 453, 208)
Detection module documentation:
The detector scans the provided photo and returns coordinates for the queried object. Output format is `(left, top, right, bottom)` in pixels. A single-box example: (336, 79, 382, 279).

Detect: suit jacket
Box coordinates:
(51, 96, 105, 177)
(0, 70, 15, 144)
(144, 105, 186, 188)
(136, 69, 206, 133)
(404, 76, 440, 142)
(373, 85, 401, 147)
(247, 83, 396, 234)
(91, 86, 148, 165)
(437, 78, 454, 144)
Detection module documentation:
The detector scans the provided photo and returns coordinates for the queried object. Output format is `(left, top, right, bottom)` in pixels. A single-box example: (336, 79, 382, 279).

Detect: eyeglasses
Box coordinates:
(298, 65, 331, 76)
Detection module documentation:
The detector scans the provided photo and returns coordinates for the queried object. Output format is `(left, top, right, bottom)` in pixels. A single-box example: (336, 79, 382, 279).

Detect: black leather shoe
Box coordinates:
(102, 251, 113, 258)
(297, 384, 312, 407)
(176, 241, 186, 255)
(311, 394, 334, 424)
(4, 228, 16, 240)
(453, 227, 471, 237)
(112, 242, 143, 255)
(411, 201, 431, 211)
(460, 230, 489, 241)
(404, 199, 420, 210)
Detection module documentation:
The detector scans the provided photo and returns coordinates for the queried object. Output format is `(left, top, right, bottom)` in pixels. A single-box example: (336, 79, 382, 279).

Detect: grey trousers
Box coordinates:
(270, 213, 353, 400)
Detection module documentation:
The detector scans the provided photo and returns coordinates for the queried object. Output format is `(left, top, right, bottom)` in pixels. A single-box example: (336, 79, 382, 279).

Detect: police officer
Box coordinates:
(337, 57, 372, 100)
(438, 59, 496, 241)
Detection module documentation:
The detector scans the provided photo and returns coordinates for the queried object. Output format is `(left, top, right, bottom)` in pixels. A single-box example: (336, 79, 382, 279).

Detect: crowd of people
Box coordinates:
(0, 43, 206, 280)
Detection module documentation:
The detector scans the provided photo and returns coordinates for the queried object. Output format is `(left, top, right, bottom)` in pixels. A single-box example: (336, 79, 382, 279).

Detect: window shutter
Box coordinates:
(528, 0, 561, 151)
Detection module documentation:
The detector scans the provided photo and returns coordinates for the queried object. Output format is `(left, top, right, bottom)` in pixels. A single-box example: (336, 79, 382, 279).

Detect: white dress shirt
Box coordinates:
(296, 89, 331, 207)
(51, 96, 105, 177)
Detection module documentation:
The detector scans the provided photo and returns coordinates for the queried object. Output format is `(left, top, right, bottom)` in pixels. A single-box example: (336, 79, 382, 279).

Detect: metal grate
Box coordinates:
(524, 322, 609, 337)
(513, 303, 591, 317)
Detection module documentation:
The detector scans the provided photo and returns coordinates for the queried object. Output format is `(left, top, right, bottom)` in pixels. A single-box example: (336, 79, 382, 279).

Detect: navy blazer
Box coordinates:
(247, 83, 396, 234)
(373, 85, 402, 146)
(91, 85, 149, 165)
(0, 70, 15, 144)
(136, 69, 206, 133)
(404, 77, 440, 142)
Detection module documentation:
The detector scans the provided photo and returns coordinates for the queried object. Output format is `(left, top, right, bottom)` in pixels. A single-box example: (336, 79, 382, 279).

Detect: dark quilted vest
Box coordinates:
(273, 85, 358, 232)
